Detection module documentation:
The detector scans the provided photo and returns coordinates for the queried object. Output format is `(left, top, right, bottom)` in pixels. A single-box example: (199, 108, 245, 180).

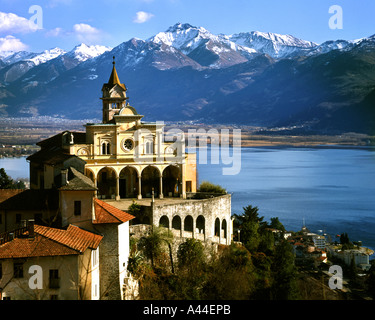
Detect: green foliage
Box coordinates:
(197, 181, 226, 194)
(128, 200, 141, 216)
(177, 238, 205, 270)
(234, 205, 265, 253)
(130, 204, 303, 300)
(271, 240, 299, 300)
(269, 217, 285, 232)
(0, 168, 24, 189)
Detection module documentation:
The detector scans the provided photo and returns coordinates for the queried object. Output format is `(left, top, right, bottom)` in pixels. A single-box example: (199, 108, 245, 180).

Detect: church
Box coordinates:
(28, 57, 197, 201)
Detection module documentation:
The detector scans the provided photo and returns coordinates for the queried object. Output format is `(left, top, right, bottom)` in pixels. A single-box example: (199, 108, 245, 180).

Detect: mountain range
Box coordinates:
(0, 23, 374, 134)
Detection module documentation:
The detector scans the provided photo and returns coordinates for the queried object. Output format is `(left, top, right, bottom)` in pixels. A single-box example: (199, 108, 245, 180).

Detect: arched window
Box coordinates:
(172, 216, 181, 230)
(145, 140, 153, 155)
(102, 141, 111, 155)
(215, 218, 220, 237)
(222, 219, 227, 239)
(184, 215, 193, 232)
(159, 215, 169, 228)
(196, 215, 205, 234)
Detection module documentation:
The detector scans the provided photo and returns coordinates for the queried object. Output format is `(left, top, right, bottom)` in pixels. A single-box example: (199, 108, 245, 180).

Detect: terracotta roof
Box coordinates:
(0, 189, 24, 203)
(0, 189, 59, 211)
(93, 198, 134, 224)
(0, 224, 103, 259)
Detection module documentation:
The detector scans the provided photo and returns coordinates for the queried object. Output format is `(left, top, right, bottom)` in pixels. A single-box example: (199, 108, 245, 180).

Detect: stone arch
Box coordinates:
(184, 215, 193, 233)
(119, 166, 139, 198)
(97, 167, 117, 199)
(162, 164, 181, 197)
(172, 215, 181, 230)
(159, 215, 169, 228)
(141, 165, 161, 198)
(222, 219, 227, 239)
(196, 215, 205, 235)
(214, 218, 220, 237)
(85, 167, 95, 183)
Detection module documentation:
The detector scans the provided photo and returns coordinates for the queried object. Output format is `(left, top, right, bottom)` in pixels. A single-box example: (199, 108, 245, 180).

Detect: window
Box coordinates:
(186, 181, 192, 193)
(101, 141, 111, 155)
(13, 263, 23, 278)
(145, 140, 153, 154)
(50, 295, 58, 300)
(74, 201, 81, 216)
(92, 249, 99, 267)
(49, 269, 60, 289)
(2, 296, 11, 300)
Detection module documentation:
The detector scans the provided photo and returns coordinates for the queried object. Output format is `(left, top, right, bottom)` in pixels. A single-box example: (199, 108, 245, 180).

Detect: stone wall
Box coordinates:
(150, 194, 232, 245)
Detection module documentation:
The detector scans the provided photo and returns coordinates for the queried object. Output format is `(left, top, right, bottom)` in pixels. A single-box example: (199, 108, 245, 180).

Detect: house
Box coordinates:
(0, 220, 103, 300)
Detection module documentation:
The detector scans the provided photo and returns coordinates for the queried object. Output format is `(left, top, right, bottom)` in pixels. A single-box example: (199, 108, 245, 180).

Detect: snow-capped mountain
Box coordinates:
(1, 23, 374, 134)
(149, 23, 256, 67)
(65, 43, 112, 62)
(1, 47, 66, 66)
(226, 31, 318, 59)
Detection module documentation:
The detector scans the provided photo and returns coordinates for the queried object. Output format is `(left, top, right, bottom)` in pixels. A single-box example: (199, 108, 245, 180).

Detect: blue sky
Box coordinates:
(0, 0, 374, 52)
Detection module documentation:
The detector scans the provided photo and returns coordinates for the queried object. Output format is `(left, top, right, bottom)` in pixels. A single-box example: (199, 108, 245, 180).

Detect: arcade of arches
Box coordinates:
(86, 164, 183, 200)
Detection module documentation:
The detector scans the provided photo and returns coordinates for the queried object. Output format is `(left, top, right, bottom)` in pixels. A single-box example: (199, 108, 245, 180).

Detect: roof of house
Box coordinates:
(59, 167, 97, 191)
(93, 198, 135, 224)
(0, 224, 103, 259)
(0, 189, 59, 211)
(27, 147, 84, 166)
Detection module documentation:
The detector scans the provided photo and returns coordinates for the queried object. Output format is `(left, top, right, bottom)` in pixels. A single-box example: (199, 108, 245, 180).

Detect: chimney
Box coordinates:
(28, 219, 35, 238)
(61, 169, 68, 186)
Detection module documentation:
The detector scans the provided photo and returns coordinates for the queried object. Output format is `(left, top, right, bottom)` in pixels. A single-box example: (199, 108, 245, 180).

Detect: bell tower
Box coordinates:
(101, 57, 128, 123)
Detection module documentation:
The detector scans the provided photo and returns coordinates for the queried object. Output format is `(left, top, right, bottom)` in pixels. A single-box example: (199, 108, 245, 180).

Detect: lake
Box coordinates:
(1, 147, 375, 253)
(197, 146, 375, 253)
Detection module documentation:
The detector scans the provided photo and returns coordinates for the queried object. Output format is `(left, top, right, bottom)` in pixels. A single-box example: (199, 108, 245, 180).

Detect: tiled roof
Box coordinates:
(0, 224, 103, 259)
(0, 189, 59, 211)
(59, 167, 96, 191)
(0, 189, 24, 203)
(93, 198, 134, 224)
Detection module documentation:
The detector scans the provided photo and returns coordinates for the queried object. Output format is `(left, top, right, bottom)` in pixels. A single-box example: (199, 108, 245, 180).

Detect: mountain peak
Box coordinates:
(66, 43, 112, 62)
(166, 23, 197, 33)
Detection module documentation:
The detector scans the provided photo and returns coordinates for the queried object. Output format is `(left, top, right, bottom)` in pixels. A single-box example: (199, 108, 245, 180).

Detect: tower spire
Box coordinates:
(107, 56, 125, 89)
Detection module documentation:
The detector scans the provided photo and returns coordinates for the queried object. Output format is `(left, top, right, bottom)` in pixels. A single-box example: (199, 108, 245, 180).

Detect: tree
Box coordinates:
(137, 226, 174, 271)
(269, 217, 285, 232)
(0, 168, 14, 189)
(271, 240, 299, 300)
(203, 244, 255, 300)
(234, 205, 265, 252)
(177, 238, 205, 269)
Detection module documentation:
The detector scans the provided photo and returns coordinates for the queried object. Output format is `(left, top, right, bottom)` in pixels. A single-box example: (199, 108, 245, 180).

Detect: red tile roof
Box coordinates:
(0, 224, 103, 259)
(93, 198, 135, 224)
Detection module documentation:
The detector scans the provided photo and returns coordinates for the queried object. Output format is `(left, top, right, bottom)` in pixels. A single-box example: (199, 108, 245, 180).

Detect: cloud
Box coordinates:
(0, 35, 28, 52)
(73, 23, 102, 43)
(45, 27, 64, 38)
(46, 23, 104, 44)
(133, 11, 154, 24)
(0, 11, 39, 35)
